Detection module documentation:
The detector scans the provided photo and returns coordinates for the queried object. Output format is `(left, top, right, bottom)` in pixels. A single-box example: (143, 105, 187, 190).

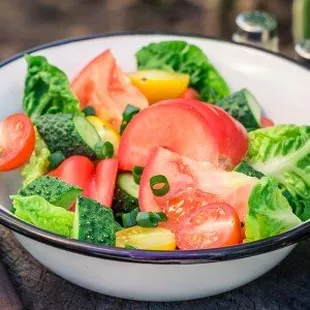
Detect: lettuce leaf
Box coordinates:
(23, 55, 80, 121)
(246, 125, 310, 201)
(21, 128, 50, 186)
(136, 40, 229, 102)
(11, 195, 74, 237)
(245, 177, 302, 242)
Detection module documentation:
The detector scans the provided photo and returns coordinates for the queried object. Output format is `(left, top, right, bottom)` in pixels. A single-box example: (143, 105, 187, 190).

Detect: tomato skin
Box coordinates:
(139, 147, 257, 235)
(0, 114, 35, 171)
(118, 101, 219, 171)
(179, 88, 200, 100)
(49, 156, 117, 207)
(261, 117, 274, 127)
(176, 203, 241, 250)
(71, 50, 148, 131)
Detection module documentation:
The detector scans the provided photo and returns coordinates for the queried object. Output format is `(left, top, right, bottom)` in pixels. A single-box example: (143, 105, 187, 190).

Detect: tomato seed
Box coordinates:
(0, 146, 5, 157)
(15, 122, 23, 131)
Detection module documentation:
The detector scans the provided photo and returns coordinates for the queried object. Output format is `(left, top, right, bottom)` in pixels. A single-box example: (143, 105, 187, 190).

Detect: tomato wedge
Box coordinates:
(139, 147, 257, 233)
(118, 101, 219, 171)
(71, 50, 148, 131)
(176, 203, 241, 250)
(261, 117, 274, 127)
(49, 156, 118, 207)
(179, 88, 200, 100)
(0, 114, 35, 171)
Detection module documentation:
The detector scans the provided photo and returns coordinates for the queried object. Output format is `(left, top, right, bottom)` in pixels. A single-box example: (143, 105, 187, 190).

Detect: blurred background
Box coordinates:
(0, 0, 297, 60)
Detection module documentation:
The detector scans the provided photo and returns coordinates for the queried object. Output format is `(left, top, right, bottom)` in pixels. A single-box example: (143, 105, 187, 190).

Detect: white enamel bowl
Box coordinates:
(0, 33, 309, 302)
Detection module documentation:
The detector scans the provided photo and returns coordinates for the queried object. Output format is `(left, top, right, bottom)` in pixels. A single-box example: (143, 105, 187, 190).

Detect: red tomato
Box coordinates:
(0, 114, 35, 172)
(179, 88, 200, 100)
(139, 147, 257, 235)
(49, 156, 117, 207)
(261, 117, 274, 128)
(118, 101, 219, 171)
(71, 50, 148, 131)
(88, 159, 118, 207)
(176, 203, 241, 250)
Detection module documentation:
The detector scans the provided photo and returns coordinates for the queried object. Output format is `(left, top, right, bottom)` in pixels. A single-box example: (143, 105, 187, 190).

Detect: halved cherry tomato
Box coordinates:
(176, 203, 241, 250)
(129, 70, 190, 104)
(261, 117, 274, 128)
(139, 147, 257, 236)
(179, 88, 200, 100)
(0, 114, 35, 171)
(116, 226, 176, 250)
(49, 156, 118, 207)
(71, 50, 148, 131)
(86, 116, 120, 156)
(118, 101, 219, 171)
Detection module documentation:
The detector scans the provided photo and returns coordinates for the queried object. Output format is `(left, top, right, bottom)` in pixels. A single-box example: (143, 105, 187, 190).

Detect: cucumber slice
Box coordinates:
(19, 176, 82, 209)
(35, 114, 100, 159)
(216, 89, 261, 131)
(73, 196, 116, 245)
(113, 173, 139, 214)
(235, 161, 264, 179)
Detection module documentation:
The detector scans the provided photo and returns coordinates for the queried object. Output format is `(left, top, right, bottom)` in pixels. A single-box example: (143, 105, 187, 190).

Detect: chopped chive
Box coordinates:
(48, 151, 65, 170)
(150, 175, 170, 196)
(133, 166, 144, 185)
(125, 244, 137, 249)
(120, 104, 140, 135)
(82, 106, 96, 117)
(95, 141, 114, 159)
(122, 208, 139, 228)
(136, 212, 167, 228)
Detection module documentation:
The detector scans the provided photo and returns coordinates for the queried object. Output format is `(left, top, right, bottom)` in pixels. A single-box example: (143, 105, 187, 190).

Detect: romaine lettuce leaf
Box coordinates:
(23, 55, 80, 120)
(11, 195, 74, 237)
(246, 125, 310, 201)
(21, 128, 50, 186)
(245, 177, 302, 242)
(136, 40, 229, 102)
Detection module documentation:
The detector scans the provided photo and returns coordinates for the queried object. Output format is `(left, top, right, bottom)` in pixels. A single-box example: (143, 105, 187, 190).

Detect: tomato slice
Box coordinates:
(0, 114, 35, 171)
(116, 226, 176, 250)
(71, 50, 148, 131)
(179, 88, 200, 100)
(49, 156, 117, 207)
(176, 203, 241, 250)
(118, 102, 219, 171)
(261, 117, 274, 127)
(139, 147, 257, 233)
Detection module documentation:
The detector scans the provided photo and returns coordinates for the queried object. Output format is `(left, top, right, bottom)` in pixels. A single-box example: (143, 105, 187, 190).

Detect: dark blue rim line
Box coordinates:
(0, 32, 309, 265)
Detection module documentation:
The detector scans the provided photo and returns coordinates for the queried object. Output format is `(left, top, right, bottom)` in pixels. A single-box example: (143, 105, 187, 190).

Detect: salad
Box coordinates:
(0, 40, 309, 251)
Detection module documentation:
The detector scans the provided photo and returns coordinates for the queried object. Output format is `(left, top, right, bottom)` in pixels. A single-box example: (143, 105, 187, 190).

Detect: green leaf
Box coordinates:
(246, 125, 310, 200)
(23, 55, 80, 121)
(11, 195, 74, 237)
(245, 177, 302, 242)
(21, 128, 51, 186)
(136, 41, 229, 102)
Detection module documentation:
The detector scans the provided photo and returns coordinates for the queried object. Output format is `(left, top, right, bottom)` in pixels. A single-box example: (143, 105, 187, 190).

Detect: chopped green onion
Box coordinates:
(150, 175, 170, 196)
(94, 141, 114, 159)
(133, 166, 144, 185)
(82, 106, 96, 117)
(122, 208, 139, 228)
(120, 104, 140, 135)
(136, 212, 167, 228)
(125, 244, 137, 249)
(48, 151, 65, 170)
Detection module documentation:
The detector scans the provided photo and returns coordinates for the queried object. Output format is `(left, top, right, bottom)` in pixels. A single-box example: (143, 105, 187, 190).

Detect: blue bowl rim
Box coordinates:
(0, 31, 309, 265)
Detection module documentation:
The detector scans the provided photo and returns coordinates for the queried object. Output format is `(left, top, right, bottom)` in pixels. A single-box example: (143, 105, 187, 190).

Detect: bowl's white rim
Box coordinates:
(0, 32, 309, 265)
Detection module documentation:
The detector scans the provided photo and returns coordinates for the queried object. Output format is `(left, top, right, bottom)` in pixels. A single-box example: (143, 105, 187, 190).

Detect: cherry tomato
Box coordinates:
(179, 88, 200, 100)
(176, 203, 241, 250)
(0, 114, 35, 171)
(261, 117, 274, 127)
(71, 50, 148, 131)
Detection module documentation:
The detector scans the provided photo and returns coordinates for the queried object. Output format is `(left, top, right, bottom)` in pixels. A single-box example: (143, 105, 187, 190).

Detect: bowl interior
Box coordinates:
(0, 33, 309, 223)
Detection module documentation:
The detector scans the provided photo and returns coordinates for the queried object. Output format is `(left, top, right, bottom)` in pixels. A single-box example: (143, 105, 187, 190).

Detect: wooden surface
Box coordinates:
(0, 0, 308, 309)
(1, 226, 310, 310)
